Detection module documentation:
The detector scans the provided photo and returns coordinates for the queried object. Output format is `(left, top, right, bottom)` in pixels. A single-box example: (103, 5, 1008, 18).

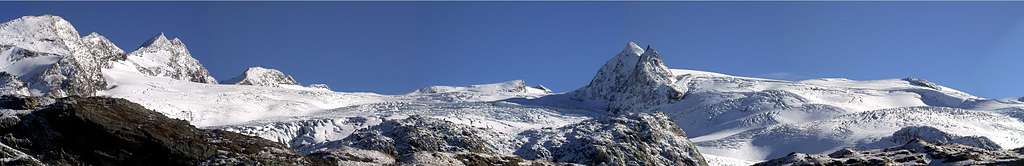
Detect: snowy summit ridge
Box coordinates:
(224, 66, 299, 87)
(125, 33, 217, 84)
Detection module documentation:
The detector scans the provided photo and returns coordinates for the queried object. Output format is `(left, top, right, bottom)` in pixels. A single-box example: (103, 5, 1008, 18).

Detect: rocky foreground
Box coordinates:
(756, 139, 1024, 166)
(0, 96, 708, 166)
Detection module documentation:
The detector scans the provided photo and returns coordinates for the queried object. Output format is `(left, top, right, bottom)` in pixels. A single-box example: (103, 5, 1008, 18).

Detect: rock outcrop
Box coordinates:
(0, 96, 308, 165)
(756, 139, 1024, 166)
(516, 112, 708, 166)
(302, 115, 534, 165)
(882, 126, 1002, 151)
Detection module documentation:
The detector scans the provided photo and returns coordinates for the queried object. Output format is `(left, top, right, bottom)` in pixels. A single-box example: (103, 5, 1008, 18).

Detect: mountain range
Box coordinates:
(1, 15, 1023, 165)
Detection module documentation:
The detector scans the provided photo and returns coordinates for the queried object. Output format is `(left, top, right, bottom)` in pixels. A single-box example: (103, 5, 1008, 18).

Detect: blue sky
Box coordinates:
(1, 2, 1022, 98)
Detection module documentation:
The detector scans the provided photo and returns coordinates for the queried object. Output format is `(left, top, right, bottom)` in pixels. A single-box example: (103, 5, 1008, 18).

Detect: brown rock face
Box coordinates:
(0, 96, 309, 165)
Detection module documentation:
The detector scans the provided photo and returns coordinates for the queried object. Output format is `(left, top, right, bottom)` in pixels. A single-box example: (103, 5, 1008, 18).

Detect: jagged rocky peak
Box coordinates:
(573, 41, 644, 101)
(573, 42, 683, 112)
(0, 15, 130, 98)
(126, 33, 217, 84)
(224, 67, 299, 87)
(139, 32, 172, 48)
(79, 32, 126, 65)
(633, 46, 675, 86)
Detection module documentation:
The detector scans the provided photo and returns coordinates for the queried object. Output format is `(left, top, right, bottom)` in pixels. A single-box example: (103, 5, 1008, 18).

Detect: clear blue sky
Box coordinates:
(1, 2, 1021, 98)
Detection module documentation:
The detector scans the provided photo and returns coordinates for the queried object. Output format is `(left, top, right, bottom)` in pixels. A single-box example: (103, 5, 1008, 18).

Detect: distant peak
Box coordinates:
(17, 15, 67, 23)
(83, 32, 106, 39)
(140, 32, 170, 48)
(225, 66, 299, 87)
(1, 14, 80, 40)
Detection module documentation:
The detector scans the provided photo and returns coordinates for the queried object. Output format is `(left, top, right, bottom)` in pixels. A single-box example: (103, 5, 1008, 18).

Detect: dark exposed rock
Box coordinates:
(0, 96, 308, 165)
(0, 72, 30, 97)
(517, 112, 708, 166)
(399, 152, 557, 166)
(886, 126, 1002, 151)
(302, 114, 710, 166)
(903, 77, 942, 90)
(304, 116, 554, 166)
(310, 115, 500, 156)
(0, 95, 39, 110)
(307, 147, 396, 165)
(756, 139, 1024, 166)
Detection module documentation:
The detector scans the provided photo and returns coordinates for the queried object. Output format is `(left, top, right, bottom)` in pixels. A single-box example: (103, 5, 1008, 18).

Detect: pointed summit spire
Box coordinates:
(574, 41, 649, 102)
(140, 32, 170, 48)
(633, 45, 673, 85)
(621, 41, 644, 57)
(575, 43, 684, 113)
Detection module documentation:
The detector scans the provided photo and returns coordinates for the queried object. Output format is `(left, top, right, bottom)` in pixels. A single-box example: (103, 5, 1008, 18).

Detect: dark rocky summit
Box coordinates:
(0, 96, 308, 165)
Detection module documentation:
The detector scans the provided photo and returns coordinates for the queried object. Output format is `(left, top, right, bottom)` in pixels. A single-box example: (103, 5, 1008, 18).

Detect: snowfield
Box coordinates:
(93, 41, 1024, 165)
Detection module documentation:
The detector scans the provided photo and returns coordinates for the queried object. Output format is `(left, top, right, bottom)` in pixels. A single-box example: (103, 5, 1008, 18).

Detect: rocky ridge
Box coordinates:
(755, 139, 1024, 166)
(0, 96, 308, 165)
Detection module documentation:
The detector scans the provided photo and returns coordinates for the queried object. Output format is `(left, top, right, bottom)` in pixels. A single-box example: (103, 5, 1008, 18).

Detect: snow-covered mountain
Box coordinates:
(224, 66, 298, 87)
(572, 42, 685, 113)
(125, 33, 217, 84)
(0, 15, 125, 97)
(1, 15, 1022, 165)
